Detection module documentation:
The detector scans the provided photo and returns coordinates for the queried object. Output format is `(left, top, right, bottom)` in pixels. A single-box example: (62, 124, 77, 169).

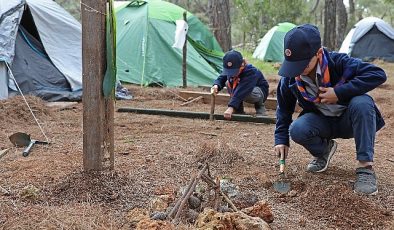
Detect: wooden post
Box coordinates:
(182, 11, 187, 88)
(81, 0, 114, 171)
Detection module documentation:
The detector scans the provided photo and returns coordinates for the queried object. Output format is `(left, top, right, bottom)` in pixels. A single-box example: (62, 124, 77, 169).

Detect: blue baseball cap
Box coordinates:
(278, 24, 322, 78)
(222, 50, 243, 76)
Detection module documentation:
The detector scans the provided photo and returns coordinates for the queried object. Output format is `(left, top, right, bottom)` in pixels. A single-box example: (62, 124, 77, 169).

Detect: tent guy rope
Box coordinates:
(5, 62, 49, 143)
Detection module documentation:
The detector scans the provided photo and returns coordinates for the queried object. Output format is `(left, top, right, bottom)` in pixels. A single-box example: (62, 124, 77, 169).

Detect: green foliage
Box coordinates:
(55, 0, 80, 21)
(58, 0, 393, 56)
(240, 50, 277, 76)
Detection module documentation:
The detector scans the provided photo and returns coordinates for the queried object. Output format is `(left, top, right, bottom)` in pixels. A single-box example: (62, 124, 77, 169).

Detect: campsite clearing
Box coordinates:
(0, 62, 394, 229)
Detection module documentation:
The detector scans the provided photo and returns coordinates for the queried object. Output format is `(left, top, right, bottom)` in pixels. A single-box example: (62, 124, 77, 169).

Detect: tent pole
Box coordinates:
(182, 11, 187, 88)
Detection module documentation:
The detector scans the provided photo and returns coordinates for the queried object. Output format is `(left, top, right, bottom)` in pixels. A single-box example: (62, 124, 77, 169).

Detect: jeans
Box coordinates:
(289, 95, 376, 162)
(244, 87, 266, 104)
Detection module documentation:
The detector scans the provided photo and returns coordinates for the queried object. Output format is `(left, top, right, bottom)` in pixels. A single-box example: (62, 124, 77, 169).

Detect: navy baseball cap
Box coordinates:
(222, 50, 243, 76)
(278, 24, 322, 78)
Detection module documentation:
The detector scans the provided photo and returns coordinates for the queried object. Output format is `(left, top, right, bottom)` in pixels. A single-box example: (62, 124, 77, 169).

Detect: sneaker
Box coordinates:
(354, 167, 378, 195)
(255, 101, 267, 116)
(307, 140, 337, 173)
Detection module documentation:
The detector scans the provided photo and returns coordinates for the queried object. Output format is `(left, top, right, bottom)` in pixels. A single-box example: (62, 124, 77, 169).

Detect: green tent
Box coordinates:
(115, 0, 224, 87)
(252, 22, 296, 62)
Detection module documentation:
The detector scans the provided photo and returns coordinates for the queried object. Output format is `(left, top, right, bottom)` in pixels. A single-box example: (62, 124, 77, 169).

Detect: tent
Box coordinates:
(0, 0, 82, 101)
(252, 22, 296, 62)
(339, 17, 394, 62)
(115, 0, 224, 87)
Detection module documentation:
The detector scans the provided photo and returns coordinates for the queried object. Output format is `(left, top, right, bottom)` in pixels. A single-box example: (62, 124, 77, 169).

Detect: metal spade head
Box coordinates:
(9, 132, 31, 147)
(273, 173, 291, 194)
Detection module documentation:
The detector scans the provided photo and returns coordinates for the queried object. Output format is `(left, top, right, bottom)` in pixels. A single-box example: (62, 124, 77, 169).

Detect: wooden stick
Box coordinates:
(213, 177, 220, 211)
(0, 186, 9, 195)
(180, 96, 203, 106)
(198, 132, 217, 137)
(201, 174, 238, 212)
(168, 176, 197, 219)
(173, 164, 208, 222)
(209, 93, 216, 121)
(0, 149, 10, 160)
(201, 174, 217, 188)
(220, 190, 238, 212)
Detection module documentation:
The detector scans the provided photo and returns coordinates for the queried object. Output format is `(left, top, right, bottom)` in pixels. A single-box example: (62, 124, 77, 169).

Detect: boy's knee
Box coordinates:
(349, 95, 374, 114)
(289, 121, 308, 143)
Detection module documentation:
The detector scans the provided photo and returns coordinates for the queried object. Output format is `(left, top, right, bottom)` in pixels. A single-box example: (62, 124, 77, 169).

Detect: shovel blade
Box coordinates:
(9, 132, 31, 147)
(273, 181, 291, 194)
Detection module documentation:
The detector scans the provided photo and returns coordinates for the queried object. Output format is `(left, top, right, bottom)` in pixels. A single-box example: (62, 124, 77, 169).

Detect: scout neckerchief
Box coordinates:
(227, 65, 245, 96)
(295, 49, 349, 103)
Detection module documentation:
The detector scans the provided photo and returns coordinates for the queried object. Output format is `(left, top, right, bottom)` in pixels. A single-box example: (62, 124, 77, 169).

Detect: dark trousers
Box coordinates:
(289, 95, 376, 162)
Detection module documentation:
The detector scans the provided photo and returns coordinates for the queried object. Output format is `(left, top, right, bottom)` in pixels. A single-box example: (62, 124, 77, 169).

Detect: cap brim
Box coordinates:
(222, 67, 240, 76)
(278, 59, 310, 78)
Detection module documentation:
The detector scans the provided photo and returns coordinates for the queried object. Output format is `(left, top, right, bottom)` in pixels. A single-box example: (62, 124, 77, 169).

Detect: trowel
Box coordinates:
(273, 152, 291, 194)
(9, 132, 49, 157)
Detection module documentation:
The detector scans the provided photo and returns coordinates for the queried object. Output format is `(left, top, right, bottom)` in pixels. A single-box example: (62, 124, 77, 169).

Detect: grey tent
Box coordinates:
(339, 17, 394, 62)
(0, 0, 82, 101)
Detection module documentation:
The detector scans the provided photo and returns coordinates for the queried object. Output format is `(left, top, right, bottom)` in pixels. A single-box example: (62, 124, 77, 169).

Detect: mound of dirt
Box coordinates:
(42, 171, 152, 210)
(298, 182, 390, 229)
(0, 96, 51, 125)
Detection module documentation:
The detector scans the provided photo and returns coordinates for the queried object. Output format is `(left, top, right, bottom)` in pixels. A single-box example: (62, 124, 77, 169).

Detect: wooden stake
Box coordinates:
(81, 0, 114, 171)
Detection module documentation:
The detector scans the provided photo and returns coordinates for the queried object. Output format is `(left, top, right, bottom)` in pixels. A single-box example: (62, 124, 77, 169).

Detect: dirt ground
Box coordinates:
(1, 61, 394, 229)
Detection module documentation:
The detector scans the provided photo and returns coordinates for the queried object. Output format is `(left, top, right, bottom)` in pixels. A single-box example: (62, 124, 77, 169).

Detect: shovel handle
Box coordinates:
(279, 152, 286, 174)
(23, 141, 35, 157)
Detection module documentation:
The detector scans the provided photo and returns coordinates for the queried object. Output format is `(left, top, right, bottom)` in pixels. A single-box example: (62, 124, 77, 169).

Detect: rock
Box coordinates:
(220, 179, 239, 198)
(186, 209, 199, 223)
(20, 185, 39, 200)
(195, 208, 270, 230)
(218, 206, 233, 213)
(136, 219, 175, 230)
(233, 193, 259, 209)
(195, 208, 234, 229)
(126, 208, 149, 226)
(188, 195, 201, 209)
(149, 195, 172, 212)
(151, 211, 167, 220)
(288, 190, 297, 197)
(242, 200, 274, 223)
(233, 212, 271, 230)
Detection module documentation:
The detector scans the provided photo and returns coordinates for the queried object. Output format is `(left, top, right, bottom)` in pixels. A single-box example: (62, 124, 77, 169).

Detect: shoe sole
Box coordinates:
(314, 140, 338, 173)
(353, 189, 378, 196)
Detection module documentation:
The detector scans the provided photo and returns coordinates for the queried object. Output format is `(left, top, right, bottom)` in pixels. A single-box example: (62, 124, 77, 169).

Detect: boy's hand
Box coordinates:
(224, 107, 234, 120)
(211, 85, 219, 95)
(319, 87, 338, 104)
(274, 144, 289, 159)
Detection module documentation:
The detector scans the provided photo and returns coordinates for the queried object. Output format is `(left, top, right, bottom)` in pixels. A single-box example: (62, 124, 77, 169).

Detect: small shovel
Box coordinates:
(273, 152, 291, 194)
(9, 132, 49, 157)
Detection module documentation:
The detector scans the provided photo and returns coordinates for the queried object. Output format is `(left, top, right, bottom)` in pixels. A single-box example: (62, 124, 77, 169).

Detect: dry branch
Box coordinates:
(180, 96, 203, 106)
(173, 164, 208, 222)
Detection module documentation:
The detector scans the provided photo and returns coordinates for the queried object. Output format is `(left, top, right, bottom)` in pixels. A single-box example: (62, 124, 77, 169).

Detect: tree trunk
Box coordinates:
(208, 0, 231, 51)
(323, 0, 336, 51)
(348, 0, 355, 29)
(336, 0, 347, 50)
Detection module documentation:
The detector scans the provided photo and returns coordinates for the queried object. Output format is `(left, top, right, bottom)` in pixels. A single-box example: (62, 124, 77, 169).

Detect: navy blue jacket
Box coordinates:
(214, 64, 269, 110)
(275, 50, 387, 146)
